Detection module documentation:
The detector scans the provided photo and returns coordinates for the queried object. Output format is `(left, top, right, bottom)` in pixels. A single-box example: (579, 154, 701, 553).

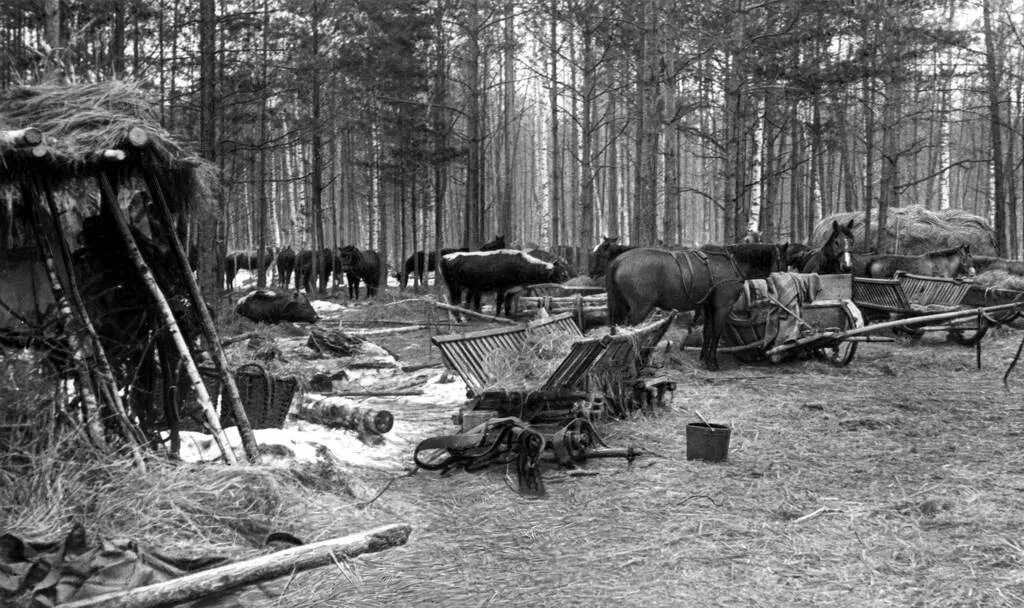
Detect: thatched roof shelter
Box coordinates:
(0, 80, 215, 217)
(813, 205, 997, 256)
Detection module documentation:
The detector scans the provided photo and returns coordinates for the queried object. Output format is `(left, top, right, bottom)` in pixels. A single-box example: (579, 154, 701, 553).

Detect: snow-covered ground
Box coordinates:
(173, 371, 466, 471)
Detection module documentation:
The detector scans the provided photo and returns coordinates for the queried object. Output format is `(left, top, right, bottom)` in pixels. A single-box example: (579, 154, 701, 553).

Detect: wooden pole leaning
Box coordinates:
(96, 170, 238, 465)
(133, 138, 261, 464)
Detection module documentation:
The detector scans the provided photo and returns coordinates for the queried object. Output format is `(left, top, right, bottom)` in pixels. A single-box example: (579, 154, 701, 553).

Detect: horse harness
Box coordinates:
(672, 248, 746, 306)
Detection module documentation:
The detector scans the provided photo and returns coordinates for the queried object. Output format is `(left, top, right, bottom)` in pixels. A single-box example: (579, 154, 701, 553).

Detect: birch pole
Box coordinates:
(97, 171, 238, 465)
(137, 149, 261, 464)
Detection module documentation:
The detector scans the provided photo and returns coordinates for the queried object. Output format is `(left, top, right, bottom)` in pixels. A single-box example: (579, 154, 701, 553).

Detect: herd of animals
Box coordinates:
(232, 221, 1023, 370)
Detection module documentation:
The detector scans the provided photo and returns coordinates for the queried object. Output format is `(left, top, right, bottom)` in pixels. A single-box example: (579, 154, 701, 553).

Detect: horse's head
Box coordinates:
(785, 243, 812, 271)
(957, 243, 975, 277)
(336, 245, 360, 269)
(825, 219, 856, 273)
(589, 235, 619, 277)
(742, 229, 762, 244)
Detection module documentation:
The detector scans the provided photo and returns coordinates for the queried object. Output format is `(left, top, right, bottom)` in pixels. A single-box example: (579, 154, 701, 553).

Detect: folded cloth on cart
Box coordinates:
(731, 272, 823, 349)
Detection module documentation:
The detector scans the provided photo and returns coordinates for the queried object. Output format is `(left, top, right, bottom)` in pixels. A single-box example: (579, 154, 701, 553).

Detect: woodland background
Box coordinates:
(2, 0, 1023, 292)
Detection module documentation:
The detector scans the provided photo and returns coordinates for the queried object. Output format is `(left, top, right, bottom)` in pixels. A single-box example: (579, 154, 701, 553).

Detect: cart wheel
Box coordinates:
(817, 301, 863, 367)
(947, 323, 989, 346)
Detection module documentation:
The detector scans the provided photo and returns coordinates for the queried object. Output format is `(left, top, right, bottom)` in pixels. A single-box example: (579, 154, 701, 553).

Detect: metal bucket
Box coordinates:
(686, 422, 731, 462)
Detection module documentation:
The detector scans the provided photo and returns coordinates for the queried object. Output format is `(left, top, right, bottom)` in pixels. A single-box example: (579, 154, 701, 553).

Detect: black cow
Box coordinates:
(235, 289, 319, 323)
(397, 247, 468, 289)
(527, 248, 577, 279)
(295, 248, 339, 293)
(337, 245, 385, 299)
(225, 248, 274, 289)
(276, 245, 296, 288)
(440, 249, 570, 316)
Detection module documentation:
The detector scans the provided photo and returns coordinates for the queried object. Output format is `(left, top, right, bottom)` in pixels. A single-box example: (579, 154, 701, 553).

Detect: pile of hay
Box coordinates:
(813, 206, 996, 256)
(973, 269, 1024, 291)
(0, 80, 215, 211)
(479, 330, 572, 391)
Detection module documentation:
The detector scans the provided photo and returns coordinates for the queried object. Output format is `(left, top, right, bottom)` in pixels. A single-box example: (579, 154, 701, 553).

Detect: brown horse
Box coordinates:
(801, 219, 855, 274)
(589, 235, 637, 278)
(866, 243, 974, 278)
(606, 242, 788, 370)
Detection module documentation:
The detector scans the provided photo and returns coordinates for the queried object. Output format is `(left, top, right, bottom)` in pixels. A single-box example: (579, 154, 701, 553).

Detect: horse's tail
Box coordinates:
(605, 257, 629, 326)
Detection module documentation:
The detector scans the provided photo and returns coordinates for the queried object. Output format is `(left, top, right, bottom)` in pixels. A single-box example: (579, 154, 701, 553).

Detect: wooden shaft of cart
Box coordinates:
(767, 302, 1023, 357)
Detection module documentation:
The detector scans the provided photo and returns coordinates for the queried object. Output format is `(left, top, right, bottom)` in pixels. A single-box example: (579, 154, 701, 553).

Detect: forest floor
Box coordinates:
(243, 289, 1024, 608)
(6, 282, 1024, 607)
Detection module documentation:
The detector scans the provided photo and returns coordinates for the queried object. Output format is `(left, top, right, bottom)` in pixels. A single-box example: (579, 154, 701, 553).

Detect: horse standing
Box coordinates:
(589, 236, 637, 278)
(606, 242, 788, 370)
(800, 220, 855, 274)
(336, 245, 386, 299)
(866, 244, 974, 278)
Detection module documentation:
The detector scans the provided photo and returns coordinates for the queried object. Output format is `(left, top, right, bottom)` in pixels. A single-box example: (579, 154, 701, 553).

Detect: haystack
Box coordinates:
(0, 81, 214, 219)
(813, 206, 996, 256)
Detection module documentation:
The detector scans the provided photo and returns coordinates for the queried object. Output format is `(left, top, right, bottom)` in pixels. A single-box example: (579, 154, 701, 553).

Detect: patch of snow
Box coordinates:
(311, 300, 344, 313)
(171, 372, 468, 471)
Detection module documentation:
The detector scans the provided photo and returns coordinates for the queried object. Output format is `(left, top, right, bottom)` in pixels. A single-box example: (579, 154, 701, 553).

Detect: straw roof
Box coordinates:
(0, 80, 215, 213)
(813, 205, 997, 255)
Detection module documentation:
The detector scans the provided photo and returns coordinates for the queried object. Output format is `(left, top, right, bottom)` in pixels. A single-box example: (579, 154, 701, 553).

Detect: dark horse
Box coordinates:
(606, 242, 788, 370)
(589, 235, 637, 278)
(336, 245, 385, 299)
(397, 247, 468, 289)
(866, 243, 974, 279)
(800, 220, 855, 274)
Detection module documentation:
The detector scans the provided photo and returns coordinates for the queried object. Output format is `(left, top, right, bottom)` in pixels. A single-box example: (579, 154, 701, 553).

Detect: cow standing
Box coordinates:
(337, 245, 385, 299)
(440, 250, 570, 316)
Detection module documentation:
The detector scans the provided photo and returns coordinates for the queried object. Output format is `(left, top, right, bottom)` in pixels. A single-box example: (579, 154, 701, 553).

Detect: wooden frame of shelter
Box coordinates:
(0, 81, 258, 465)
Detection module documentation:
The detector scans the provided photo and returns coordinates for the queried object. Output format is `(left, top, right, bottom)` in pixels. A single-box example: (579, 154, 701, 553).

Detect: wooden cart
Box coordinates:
(852, 272, 986, 344)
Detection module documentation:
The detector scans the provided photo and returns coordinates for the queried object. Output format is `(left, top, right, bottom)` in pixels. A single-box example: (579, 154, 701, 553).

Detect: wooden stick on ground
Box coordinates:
(432, 301, 517, 324)
(57, 523, 412, 608)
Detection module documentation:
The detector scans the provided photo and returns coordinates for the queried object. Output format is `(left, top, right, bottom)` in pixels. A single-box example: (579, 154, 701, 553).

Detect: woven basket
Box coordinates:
(220, 363, 298, 430)
(175, 365, 222, 432)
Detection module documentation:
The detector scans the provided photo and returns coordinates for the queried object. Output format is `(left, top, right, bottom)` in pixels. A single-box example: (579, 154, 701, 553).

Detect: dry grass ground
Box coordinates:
(5, 303, 1024, 607)
(269, 323, 1024, 607)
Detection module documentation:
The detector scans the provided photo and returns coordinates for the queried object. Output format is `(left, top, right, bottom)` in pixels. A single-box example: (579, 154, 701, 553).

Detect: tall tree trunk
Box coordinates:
(863, 76, 875, 247)
(606, 80, 619, 239)
(663, 51, 680, 246)
(197, 0, 219, 294)
(110, 0, 126, 77)
(501, 0, 515, 241)
(983, 0, 1007, 255)
(548, 0, 561, 247)
(878, 75, 900, 253)
(580, 12, 596, 264)
(634, 0, 659, 245)
(256, 0, 270, 287)
(465, 0, 483, 248)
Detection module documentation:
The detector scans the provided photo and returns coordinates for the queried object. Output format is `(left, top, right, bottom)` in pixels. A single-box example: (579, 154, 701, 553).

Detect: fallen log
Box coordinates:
(57, 523, 412, 608)
(296, 394, 395, 435)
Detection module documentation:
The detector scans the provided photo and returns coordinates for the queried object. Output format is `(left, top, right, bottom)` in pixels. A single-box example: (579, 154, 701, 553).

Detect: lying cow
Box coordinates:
(440, 249, 570, 316)
(235, 290, 319, 323)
